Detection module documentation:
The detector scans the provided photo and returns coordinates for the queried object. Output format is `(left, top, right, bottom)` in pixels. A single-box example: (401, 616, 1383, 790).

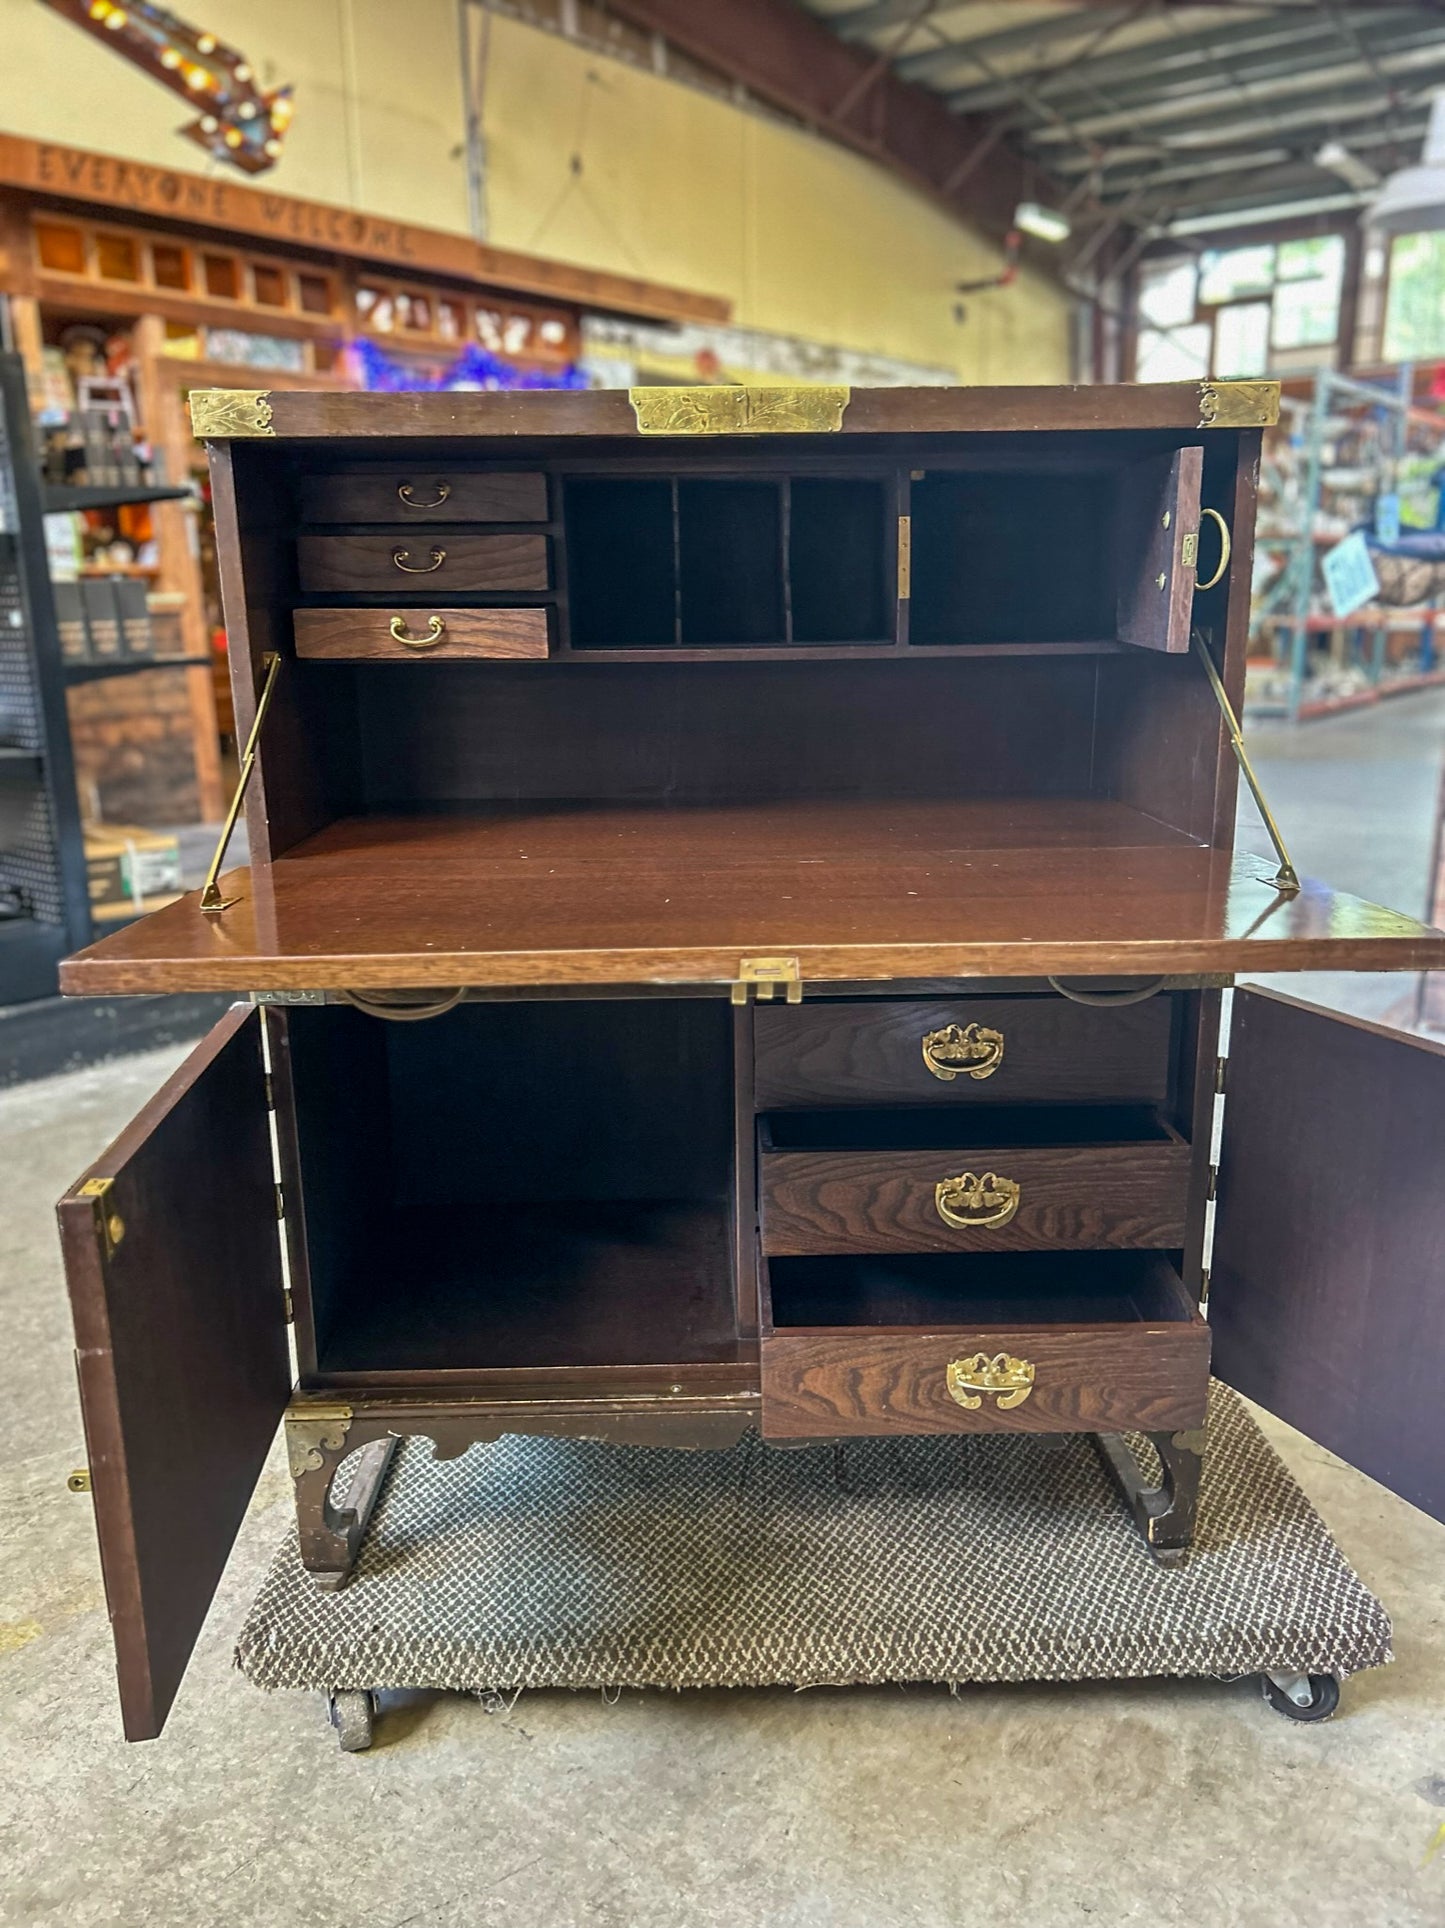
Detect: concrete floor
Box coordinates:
(3, 695, 1445, 1927)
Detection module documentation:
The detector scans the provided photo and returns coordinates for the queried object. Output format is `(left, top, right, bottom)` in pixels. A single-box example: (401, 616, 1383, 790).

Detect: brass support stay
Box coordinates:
(1191, 632, 1299, 895)
(199, 651, 281, 915)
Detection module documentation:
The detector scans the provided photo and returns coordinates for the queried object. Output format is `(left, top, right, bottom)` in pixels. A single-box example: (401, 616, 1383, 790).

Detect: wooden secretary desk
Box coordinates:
(54, 380, 1445, 1741)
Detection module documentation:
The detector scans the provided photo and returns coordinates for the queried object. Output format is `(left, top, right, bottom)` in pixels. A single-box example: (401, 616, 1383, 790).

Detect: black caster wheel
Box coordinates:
(327, 1688, 376, 1751)
(1260, 1672, 1340, 1722)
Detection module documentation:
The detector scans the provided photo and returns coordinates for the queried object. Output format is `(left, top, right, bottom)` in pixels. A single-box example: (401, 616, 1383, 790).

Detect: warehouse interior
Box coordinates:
(3, 4, 1445, 1924)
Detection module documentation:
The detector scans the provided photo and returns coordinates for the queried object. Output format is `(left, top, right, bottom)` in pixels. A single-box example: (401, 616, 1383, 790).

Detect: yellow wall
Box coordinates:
(0, 0, 1071, 379)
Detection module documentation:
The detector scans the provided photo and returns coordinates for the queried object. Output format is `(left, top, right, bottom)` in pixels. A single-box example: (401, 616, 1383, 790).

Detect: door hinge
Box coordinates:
(1214, 1055, 1228, 1094)
(897, 514, 911, 600)
(275, 1182, 286, 1220)
(249, 989, 326, 1005)
(1199, 1267, 1210, 1309)
(282, 1286, 294, 1323)
(1206, 1165, 1219, 1202)
(264, 1071, 275, 1109)
(77, 1176, 125, 1261)
(731, 956, 802, 1005)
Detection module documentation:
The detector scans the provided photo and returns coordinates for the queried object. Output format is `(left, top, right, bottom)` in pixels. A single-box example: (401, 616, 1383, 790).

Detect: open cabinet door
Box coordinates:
(1115, 446, 1203, 652)
(1211, 987, 1445, 1522)
(57, 1007, 291, 1739)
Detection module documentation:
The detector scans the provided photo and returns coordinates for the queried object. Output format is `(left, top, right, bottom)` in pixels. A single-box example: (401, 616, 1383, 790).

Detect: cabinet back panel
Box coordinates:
(565, 477, 675, 647)
(352, 658, 1100, 804)
(791, 478, 889, 642)
(678, 480, 785, 644)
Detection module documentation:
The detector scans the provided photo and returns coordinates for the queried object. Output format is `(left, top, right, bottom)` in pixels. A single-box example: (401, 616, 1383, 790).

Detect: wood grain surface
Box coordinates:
(300, 470, 548, 524)
(753, 994, 1173, 1108)
(296, 532, 549, 594)
(293, 607, 550, 661)
(760, 1140, 1192, 1255)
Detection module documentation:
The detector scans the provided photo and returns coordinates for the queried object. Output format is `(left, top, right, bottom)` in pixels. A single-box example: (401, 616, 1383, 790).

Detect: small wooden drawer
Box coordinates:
(758, 1107, 1190, 1257)
(294, 607, 550, 661)
(753, 996, 1173, 1110)
(296, 533, 550, 594)
(300, 470, 548, 523)
(759, 1251, 1210, 1438)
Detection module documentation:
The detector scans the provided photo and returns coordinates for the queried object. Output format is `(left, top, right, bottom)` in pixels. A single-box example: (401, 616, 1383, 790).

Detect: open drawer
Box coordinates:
(758, 1250, 1210, 1439)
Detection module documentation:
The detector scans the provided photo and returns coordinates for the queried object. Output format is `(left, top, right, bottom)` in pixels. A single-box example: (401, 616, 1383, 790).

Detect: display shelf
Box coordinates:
(42, 482, 190, 513)
(64, 654, 211, 685)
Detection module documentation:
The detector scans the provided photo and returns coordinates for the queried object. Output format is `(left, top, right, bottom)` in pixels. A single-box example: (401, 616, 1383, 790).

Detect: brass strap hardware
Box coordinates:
(200, 650, 281, 915)
(921, 1022, 1004, 1082)
(946, 1352, 1035, 1411)
(897, 515, 912, 600)
(934, 1171, 1021, 1231)
(398, 481, 451, 509)
(67, 1468, 92, 1493)
(1193, 507, 1231, 592)
(285, 1402, 354, 1480)
(1191, 631, 1300, 894)
(629, 384, 850, 436)
(77, 1176, 124, 1260)
(188, 388, 274, 438)
(389, 614, 447, 649)
(393, 547, 445, 574)
(1197, 379, 1279, 429)
(731, 956, 802, 1005)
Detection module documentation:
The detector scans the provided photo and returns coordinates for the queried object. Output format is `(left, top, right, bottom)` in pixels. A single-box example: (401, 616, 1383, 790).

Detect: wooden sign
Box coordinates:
(0, 134, 729, 325)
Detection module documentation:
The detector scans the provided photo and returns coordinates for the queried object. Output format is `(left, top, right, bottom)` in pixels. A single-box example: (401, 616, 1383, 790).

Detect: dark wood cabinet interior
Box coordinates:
(52, 383, 1445, 1739)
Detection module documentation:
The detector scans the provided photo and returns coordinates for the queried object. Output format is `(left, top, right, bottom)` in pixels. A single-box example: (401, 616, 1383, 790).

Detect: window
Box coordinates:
(1214, 301, 1271, 378)
(1134, 235, 1346, 380)
(437, 298, 464, 342)
(1272, 237, 1345, 349)
(1383, 232, 1445, 362)
(34, 220, 86, 274)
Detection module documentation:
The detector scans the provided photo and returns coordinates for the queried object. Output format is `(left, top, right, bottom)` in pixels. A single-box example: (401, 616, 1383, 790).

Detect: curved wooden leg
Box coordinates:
(287, 1415, 398, 1590)
(1092, 1425, 1205, 1566)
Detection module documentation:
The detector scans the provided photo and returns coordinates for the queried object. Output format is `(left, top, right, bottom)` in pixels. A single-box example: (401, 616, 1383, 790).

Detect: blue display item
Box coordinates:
(348, 338, 589, 395)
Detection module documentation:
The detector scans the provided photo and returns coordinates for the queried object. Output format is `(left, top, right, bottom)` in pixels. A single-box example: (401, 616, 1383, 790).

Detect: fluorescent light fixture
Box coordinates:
(1315, 140, 1380, 193)
(1367, 90, 1445, 232)
(1013, 200, 1071, 244)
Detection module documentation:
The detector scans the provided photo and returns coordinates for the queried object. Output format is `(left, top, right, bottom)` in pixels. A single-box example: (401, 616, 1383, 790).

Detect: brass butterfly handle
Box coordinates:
(397, 481, 451, 510)
(934, 1171, 1021, 1230)
(392, 547, 446, 574)
(389, 615, 447, 650)
(922, 1021, 1004, 1082)
(1194, 507, 1231, 592)
(946, 1352, 1035, 1411)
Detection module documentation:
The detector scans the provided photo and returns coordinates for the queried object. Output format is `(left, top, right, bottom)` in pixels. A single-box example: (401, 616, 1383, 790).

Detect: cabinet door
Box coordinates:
(1115, 446, 1204, 652)
(56, 1007, 290, 1740)
(1211, 987, 1445, 1522)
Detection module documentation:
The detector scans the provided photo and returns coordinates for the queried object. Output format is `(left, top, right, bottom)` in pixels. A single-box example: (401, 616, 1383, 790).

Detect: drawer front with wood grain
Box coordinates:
(296, 533, 550, 594)
(753, 996, 1173, 1109)
(294, 607, 550, 661)
(759, 1318, 1211, 1438)
(759, 1140, 1191, 1256)
(300, 471, 548, 523)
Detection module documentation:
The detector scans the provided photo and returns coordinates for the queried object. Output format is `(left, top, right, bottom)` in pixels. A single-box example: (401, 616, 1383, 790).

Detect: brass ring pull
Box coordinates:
(397, 481, 451, 510)
(922, 1021, 1004, 1082)
(946, 1352, 1035, 1411)
(934, 1171, 1021, 1231)
(1194, 507, 1231, 592)
(389, 615, 447, 649)
(393, 547, 446, 574)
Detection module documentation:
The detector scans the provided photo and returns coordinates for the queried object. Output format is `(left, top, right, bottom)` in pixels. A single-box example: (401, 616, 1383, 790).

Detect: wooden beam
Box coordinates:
(0, 134, 730, 326)
(604, 0, 1045, 247)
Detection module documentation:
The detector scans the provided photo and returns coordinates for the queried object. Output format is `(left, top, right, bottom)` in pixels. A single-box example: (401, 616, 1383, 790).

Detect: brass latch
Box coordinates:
(731, 956, 802, 1005)
(77, 1177, 124, 1260)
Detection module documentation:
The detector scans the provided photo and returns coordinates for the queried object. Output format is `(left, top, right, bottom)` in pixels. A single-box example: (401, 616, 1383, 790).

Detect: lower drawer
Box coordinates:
(293, 606, 550, 660)
(759, 1251, 1210, 1438)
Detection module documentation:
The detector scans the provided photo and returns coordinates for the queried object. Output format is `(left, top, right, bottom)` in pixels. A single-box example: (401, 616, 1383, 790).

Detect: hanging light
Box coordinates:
(1013, 200, 1071, 245)
(1367, 90, 1445, 233)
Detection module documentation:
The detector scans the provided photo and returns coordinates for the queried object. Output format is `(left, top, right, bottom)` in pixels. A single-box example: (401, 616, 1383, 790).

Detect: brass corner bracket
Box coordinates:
(284, 1402, 354, 1480)
(1198, 380, 1279, 429)
(1191, 632, 1300, 895)
(199, 651, 281, 915)
(189, 388, 275, 439)
(629, 385, 849, 435)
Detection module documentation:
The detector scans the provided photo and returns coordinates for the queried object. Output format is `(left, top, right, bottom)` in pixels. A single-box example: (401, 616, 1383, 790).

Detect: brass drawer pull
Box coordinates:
(921, 1021, 1004, 1082)
(397, 481, 451, 510)
(392, 546, 446, 574)
(1192, 506, 1231, 592)
(947, 1352, 1035, 1411)
(389, 615, 447, 649)
(935, 1171, 1020, 1230)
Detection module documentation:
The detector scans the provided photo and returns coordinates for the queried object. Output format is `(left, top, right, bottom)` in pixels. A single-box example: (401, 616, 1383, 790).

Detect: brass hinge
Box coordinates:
(249, 989, 327, 1005)
(897, 514, 912, 600)
(188, 388, 275, 438)
(282, 1286, 294, 1324)
(275, 1183, 286, 1221)
(77, 1176, 124, 1260)
(264, 1071, 275, 1109)
(731, 955, 802, 1005)
(1207, 1165, 1219, 1202)
(1215, 1055, 1227, 1094)
(1197, 379, 1279, 429)
(629, 384, 849, 435)
(1199, 1268, 1210, 1308)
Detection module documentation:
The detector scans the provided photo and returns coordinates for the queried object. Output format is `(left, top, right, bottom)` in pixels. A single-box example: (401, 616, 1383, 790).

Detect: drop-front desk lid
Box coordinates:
(58, 798, 1445, 994)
